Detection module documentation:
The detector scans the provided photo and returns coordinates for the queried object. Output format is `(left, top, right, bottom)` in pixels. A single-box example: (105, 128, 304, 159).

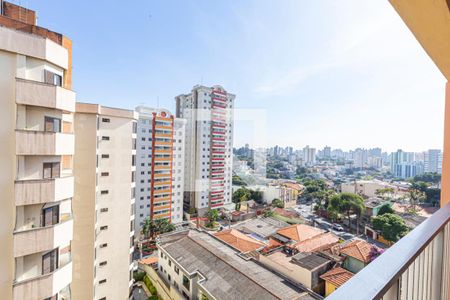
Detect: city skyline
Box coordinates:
(30, 0, 446, 152)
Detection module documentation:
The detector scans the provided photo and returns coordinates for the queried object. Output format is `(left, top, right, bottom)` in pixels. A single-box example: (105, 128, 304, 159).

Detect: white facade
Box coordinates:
(0, 14, 75, 300)
(176, 85, 235, 215)
(72, 104, 136, 300)
(135, 106, 185, 234)
(303, 145, 316, 166)
(425, 149, 442, 174)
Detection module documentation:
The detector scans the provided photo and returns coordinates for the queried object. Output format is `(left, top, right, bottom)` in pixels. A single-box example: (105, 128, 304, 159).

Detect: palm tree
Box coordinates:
(328, 193, 365, 234)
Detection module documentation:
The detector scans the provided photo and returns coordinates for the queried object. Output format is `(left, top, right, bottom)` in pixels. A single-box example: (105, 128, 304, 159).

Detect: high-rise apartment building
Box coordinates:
(72, 103, 137, 300)
(302, 145, 316, 166)
(135, 106, 186, 234)
(0, 2, 75, 299)
(176, 85, 235, 216)
(425, 149, 442, 174)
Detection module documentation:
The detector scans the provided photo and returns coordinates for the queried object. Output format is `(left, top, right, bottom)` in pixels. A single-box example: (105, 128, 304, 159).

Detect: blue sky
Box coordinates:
(27, 0, 446, 152)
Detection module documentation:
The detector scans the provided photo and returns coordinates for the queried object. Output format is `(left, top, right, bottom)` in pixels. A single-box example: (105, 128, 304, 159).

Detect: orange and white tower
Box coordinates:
(135, 106, 185, 234)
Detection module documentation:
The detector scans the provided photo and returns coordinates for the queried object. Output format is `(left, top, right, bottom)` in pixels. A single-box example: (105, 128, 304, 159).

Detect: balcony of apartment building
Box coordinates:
(13, 198, 73, 258)
(15, 103, 74, 156)
(15, 155, 74, 206)
(15, 77, 75, 112)
(325, 1, 450, 299)
(13, 246, 72, 300)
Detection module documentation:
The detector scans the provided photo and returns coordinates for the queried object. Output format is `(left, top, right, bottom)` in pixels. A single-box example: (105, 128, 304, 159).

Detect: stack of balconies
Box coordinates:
(209, 90, 229, 207)
(13, 77, 75, 300)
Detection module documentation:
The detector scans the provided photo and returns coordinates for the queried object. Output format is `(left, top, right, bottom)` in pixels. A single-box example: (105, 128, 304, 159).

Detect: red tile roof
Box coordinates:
(340, 240, 375, 263)
(295, 232, 340, 252)
(276, 224, 324, 242)
(139, 256, 158, 265)
(214, 229, 265, 253)
(320, 267, 354, 287)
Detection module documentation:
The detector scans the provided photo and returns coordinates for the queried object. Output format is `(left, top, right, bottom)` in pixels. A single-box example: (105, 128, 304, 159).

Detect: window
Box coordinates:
(100, 226, 108, 231)
(42, 249, 58, 275)
(174, 265, 179, 274)
(101, 172, 109, 176)
(100, 243, 108, 248)
(183, 275, 190, 290)
(99, 279, 107, 284)
(102, 118, 110, 123)
(42, 204, 59, 226)
(100, 190, 109, 195)
(102, 154, 109, 159)
(168, 260, 172, 267)
(44, 116, 61, 133)
(43, 162, 60, 179)
(99, 261, 107, 267)
(100, 208, 108, 213)
(102, 136, 110, 141)
(44, 69, 62, 86)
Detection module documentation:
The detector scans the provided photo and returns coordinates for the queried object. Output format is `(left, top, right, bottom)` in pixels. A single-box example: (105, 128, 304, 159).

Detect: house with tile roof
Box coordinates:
(320, 267, 354, 297)
(214, 229, 266, 253)
(340, 239, 378, 273)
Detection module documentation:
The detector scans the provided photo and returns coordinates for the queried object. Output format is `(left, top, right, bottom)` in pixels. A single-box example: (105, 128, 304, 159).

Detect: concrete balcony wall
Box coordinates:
(15, 176, 74, 206)
(0, 26, 68, 69)
(13, 219, 73, 257)
(15, 78, 75, 112)
(13, 261, 72, 300)
(15, 130, 74, 155)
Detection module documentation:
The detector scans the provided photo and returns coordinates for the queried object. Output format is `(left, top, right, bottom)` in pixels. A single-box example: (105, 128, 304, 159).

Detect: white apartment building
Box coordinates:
(135, 106, 185, 234)
(0, 3, 75, 299)
(175, 85, 235, 216)
(303, 145, 316, 166)
(72, 103, 137, 300)
(425, 149, 443, 174)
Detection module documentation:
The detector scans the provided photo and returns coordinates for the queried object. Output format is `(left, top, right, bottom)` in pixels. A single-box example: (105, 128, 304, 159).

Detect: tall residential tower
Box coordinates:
(72, 103, 137, 300)
(0, 2, 75, 299)
(135, 106, 186, 235)
(176, 85, 235, 216)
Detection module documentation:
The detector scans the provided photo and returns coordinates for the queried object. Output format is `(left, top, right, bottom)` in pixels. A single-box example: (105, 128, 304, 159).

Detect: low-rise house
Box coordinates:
(156, 230, 317, 300)
(364, 197, 391, 218)
(340, 240, 378, 273)
(214, 229, 265, 253)
(258, 250, 333, 295)
(320, 267, 354, 297)
(234, 217, 289, 241)
(272, 224, 340, 255)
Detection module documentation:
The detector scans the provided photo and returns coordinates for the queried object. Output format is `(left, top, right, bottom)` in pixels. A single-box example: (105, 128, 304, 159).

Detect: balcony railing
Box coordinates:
(13, 259, 72, 300)
(15, 176, 74, 206)
(15, 78, 75, 112)
(13, 218, 73, 257)
(326, 203, 450, 300)
(15, 130, 74, 155)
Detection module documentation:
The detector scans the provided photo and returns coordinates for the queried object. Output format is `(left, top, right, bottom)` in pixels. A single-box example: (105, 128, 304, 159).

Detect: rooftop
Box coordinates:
(320, 267, 354, 288)
(214, 229, 265, 253)
(233, 217, 289, 239)
(276, 224, 325, 242)
(291, 252, 331, 271)
(158, 230, 314, 300)
(340, 240, 376, 264)
(294, 232, 340, 253)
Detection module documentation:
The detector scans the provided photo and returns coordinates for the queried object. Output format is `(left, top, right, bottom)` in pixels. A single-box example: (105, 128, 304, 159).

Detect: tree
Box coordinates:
(372, 213, 409, 243)
(408, 182, 427, 210)
(142, 218, 175, 239)
(271, 198, 284, 208)
(377, 203, 394, 215)
(263, 209, 275, 217)
(375, 187, 395, 200)
(328, 193, 365, 234)
(232, 175, 247, 186)
(205, 209, 219, 227)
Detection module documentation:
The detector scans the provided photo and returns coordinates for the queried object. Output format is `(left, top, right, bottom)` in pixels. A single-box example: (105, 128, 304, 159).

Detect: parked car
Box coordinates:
(332, 224, 344, 231)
